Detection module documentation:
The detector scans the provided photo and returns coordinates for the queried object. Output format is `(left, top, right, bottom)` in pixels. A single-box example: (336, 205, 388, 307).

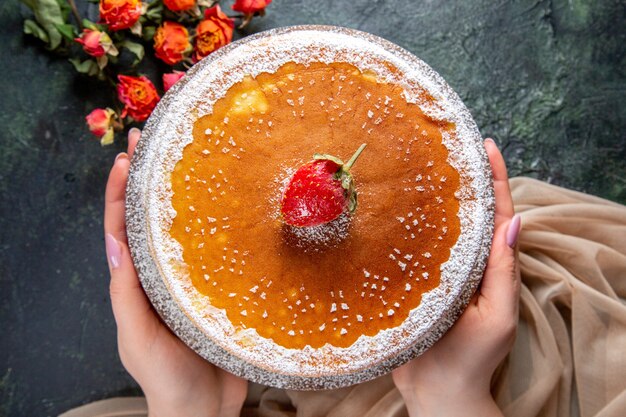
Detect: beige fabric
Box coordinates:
(495, 178, 626, 417)
(63, 178, 626, 417)
(59, 397, 148, 417)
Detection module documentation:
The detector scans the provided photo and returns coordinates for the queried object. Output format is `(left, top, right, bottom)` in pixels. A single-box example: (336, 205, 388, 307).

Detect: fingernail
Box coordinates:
(129, 127, 140, 137)
(506, 215, 521, 248)
(115, 152, 128, 163)
(105, 233, 121, 269)
(485, 138, 496, 145)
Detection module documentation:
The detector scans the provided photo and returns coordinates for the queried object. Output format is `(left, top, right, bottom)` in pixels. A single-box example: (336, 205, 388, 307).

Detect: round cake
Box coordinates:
(126, 26, 494, 390)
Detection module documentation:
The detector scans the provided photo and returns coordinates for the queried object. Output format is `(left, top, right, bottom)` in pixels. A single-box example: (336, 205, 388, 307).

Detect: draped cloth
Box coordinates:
(61, 178, 626, 417)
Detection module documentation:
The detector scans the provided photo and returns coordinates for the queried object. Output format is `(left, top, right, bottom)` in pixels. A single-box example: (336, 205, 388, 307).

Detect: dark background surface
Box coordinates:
(1, 0, 625, 416)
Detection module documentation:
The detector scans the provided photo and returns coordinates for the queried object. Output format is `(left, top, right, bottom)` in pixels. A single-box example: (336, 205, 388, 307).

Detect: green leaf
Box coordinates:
(145, 2, 164, 22)
(20, 0, 37, 9)
(100, 128, 115, 146)
(129, 20, 143, 37)
(119, 40, 145, 66)
(341, 175, 352, 190)
(56, 23, 76, 41)
(146, 1, 164, 13)
(142, 26, 156, 41)
(69, 58, 101, 77)
(96, 55, 108, 70)
(55, 0, 71, 21)
(22, 0, 66, 50)
(313, 153, 344, 166)
(348, 191, 358, 213)
(82, 19, 99, 31)
(23, 19, 49, 44)
(69, 58, 92, 72)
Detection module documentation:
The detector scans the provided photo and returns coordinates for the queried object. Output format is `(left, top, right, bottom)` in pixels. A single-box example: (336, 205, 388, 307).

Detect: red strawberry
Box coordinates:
(280, 144, 367, 227)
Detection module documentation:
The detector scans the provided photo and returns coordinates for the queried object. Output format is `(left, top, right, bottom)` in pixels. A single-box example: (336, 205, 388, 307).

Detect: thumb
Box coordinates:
(478, 214, 521, 317)
(105, 233, 155, 333)
(104, 152, 157, 336)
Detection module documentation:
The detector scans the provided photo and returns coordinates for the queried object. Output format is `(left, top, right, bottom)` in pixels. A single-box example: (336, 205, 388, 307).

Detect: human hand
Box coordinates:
(104, 129, 248, 417)
(392, 138, 521, 417)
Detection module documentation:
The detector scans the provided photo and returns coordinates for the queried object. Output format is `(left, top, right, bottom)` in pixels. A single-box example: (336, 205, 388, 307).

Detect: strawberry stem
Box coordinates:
(344, 143, 367, 171)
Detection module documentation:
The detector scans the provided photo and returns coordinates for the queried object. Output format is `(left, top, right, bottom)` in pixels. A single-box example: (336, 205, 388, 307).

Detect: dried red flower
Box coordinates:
(154, 22, 191, 65)
(99, 0, 142, 31)
(193, 5, 234, 62)
(117, 75, 160, 122)
(163, 0, 196, 12)
(232, 0, 272, 15)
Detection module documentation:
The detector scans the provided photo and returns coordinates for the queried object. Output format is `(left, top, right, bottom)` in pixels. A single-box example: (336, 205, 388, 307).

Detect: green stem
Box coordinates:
(344, 143, 367, 171)
(67, 0, 83, 30)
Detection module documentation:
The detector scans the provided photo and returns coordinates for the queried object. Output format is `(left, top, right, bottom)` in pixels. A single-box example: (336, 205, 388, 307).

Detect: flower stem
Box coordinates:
(67, 0, 84, 30)
(344, 143, 367, 171)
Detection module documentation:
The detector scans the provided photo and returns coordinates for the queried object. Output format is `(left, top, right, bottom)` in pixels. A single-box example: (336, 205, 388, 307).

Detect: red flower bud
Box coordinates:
(232, 0, 272, 15)
(163, 71, 185, 92)
(86, 108, 117, 145)
(86, 108, 115, 136)
(75, 29, 106, 57)
(75, 29, 118, 58)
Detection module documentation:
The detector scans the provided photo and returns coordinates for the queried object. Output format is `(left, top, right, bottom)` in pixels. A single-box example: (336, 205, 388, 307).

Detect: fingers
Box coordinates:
(104, 154, 131, 241)
(484, 139, 514, 228)
(479, 139, 520, 317)
(478, 215, 521, 318)
(105, 129, 141, 240)
(105, 232, 154, 331)
(218, 372, 249, 417)
(128, 128, 141, 159)
(104, 136, 154, 333)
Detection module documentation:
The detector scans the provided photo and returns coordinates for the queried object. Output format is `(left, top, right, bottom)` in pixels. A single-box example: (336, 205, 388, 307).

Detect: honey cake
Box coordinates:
(126, 26, 494, 389)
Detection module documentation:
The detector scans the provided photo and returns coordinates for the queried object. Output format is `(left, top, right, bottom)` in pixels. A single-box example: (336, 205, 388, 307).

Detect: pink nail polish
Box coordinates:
(506, 215, 521, 248)
(105, 233, 121, 269)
